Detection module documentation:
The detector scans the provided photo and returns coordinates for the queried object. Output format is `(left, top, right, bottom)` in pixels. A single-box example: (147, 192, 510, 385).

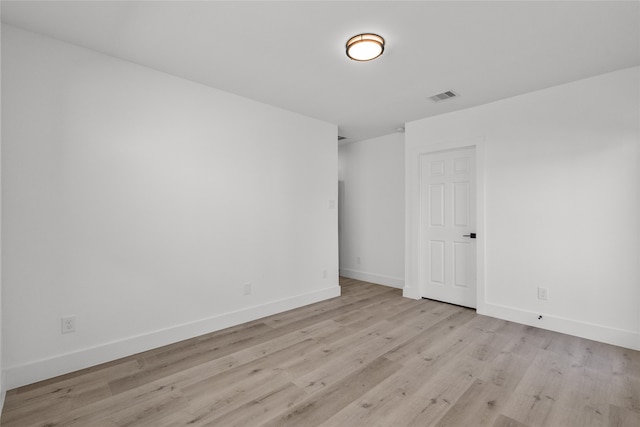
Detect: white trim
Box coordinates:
(4, 286, 340, 390)
(404, 136, 486, 308)
(483, 302, 640, 351)
(340, 268, 404, 289)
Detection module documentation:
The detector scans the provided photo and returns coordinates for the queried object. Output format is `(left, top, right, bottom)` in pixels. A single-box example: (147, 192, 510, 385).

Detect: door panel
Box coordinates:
(420, 148, 476, 308)
(453, 241, 470, 288)
(453, 182, 470, 226)
(430, 240, 445, 284)
(429, 184, 445, 226)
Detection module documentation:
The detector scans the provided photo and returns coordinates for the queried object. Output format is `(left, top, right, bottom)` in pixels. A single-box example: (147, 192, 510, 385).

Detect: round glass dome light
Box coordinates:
(346, 33, 385, 61)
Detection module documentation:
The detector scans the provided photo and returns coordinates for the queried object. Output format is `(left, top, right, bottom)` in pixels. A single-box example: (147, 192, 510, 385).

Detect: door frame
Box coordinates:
(403, 137, 486, 314)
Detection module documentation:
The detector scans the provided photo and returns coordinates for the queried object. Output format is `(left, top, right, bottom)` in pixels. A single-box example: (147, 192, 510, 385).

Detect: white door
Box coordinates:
(420, 148, 476, 308)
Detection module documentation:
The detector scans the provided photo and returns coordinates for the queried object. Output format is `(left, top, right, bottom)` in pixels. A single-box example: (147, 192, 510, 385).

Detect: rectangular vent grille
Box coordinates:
(429, 90, 458, 102)
(338, 136, 347, 141)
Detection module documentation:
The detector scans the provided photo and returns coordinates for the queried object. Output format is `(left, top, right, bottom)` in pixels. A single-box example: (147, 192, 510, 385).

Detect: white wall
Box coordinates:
(338, 133, 404, 288)
(405, 67, 640, 350)
(0, 14, 4, 412)
(1, 25, 339, 388)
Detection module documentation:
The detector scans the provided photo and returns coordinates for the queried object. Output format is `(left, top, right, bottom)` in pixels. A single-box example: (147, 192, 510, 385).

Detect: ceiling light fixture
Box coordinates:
(346, 33, 385, 61)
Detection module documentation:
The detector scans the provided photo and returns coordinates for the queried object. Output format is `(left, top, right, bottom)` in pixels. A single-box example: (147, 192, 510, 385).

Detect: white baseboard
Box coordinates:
(482, 302, 640, 351)
(340, 268, 404, 289)
(4, 286, 341, 390)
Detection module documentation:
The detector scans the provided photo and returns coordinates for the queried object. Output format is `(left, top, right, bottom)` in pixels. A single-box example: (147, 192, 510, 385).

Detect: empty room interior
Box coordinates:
(0, 1, 639, 426)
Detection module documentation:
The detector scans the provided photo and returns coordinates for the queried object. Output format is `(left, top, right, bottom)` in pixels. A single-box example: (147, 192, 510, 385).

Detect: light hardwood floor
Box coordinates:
(2, 278, 639, 426)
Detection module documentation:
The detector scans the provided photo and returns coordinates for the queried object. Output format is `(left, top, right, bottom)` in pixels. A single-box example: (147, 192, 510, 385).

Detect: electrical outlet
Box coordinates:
(357, 256, 361, 265)
(538, 287, 549, 301)
(243, 283, 252, 296)
(322, 269, 328, 279)
(61, 316, 76, 334)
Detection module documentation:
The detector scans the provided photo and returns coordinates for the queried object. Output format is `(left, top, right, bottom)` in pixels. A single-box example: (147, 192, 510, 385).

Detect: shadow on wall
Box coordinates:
(338, 180, 345, 270)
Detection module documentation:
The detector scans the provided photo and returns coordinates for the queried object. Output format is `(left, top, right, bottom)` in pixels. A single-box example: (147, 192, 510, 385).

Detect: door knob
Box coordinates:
(463, 233, 477, 238)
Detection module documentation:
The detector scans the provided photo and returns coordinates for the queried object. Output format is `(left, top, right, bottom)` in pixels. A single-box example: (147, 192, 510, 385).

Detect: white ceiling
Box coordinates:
(2, 1, 639, 143)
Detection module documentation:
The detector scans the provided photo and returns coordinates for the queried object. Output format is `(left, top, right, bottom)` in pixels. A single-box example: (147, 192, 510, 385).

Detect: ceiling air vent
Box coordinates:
(338, 136, 347, 141)
(429, 90, 458, 102)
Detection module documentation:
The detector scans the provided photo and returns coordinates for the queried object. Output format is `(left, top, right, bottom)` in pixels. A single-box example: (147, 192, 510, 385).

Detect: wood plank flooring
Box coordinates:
(2, 277, 639, 426)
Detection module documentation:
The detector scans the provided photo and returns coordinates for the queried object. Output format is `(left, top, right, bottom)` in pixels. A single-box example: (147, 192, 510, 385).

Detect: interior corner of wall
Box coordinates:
(0, 370, 6, 415)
